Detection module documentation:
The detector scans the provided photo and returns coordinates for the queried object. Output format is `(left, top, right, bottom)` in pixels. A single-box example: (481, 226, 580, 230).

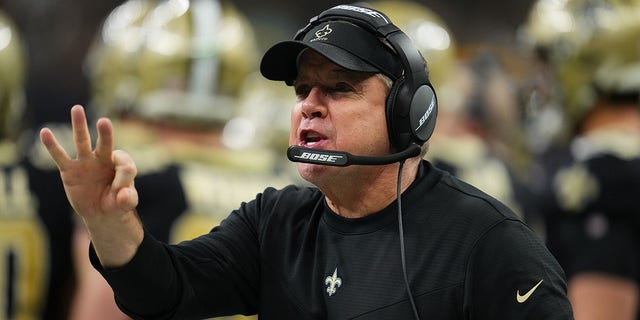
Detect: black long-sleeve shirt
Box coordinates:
(92, 161, 573, 319)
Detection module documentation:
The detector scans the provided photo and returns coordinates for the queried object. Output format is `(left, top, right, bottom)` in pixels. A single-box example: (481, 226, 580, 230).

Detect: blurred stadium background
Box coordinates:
(0, 0, 535, 130)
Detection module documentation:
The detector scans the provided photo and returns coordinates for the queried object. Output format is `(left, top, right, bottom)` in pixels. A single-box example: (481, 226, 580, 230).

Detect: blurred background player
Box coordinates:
(0, 9, 77, 320)
(517, 0, 593, 157)
(521, 0, 640, 318)
(428, 50, 541, 228)
(70, 0, 293, 319)
(365, 0, 536, 228)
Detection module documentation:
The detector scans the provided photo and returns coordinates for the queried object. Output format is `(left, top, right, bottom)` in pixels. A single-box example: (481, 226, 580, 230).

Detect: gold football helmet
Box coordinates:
(554, 0, 640, 127)
(519, 0, 640, 145)
(362, 0, 457, 92)
(0, 10, 26, 140)
(87, 0, 259, 128)
(520, 0, 587, 64)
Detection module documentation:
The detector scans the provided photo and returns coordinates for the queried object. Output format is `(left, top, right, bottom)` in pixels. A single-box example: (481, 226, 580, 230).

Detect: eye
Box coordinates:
(330, 82, 354, 94)
(294, 84, 311, 99)
(293, 82, 357, 100)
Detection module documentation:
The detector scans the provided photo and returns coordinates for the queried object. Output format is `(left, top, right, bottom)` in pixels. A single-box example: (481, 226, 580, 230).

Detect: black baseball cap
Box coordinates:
(260, 20, 403, 85)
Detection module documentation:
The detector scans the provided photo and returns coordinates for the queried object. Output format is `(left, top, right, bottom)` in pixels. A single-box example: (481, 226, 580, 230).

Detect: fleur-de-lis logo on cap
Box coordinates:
(324, 267, 342, 296)
(311, 24, 332, 42)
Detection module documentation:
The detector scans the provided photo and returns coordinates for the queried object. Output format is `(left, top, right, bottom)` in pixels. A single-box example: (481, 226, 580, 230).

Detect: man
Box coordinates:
(521, 1, 640, 318)
(69, 1, 283, 319)
(0, 10, 80, 319)
(39, 4, 573, 319)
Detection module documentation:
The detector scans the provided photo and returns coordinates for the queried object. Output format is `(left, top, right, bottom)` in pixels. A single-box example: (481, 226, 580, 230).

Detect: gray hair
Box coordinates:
(376, 73, 393, 89)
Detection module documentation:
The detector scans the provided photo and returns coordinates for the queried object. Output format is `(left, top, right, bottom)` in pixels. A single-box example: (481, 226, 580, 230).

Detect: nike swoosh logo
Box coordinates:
(516, 279, 543, 303)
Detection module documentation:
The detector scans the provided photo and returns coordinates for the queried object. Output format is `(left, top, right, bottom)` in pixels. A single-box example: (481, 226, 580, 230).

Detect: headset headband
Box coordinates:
(298, 5, 429, 90)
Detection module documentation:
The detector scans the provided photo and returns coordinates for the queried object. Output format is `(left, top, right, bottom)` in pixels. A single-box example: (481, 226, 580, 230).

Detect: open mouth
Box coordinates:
(301, 130, 326, 147)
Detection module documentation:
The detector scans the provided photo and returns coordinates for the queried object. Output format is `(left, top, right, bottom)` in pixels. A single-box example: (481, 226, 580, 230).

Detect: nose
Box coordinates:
(300, 87, 327, 119)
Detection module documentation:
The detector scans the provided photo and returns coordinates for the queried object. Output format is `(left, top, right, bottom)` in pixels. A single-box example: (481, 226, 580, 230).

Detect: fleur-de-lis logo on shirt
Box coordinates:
(325, 267, 342, 296)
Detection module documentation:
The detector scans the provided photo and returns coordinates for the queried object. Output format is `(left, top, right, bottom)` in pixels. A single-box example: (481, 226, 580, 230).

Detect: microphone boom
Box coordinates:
(287, 144, 421, 166)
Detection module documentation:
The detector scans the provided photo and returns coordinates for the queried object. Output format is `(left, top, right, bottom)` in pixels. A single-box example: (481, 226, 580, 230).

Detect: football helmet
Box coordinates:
(520, 0, 586, 64)
(362, 0, 457, 92)
(87, 0, 259, 128)
(555, 0, 640, 127)
(521, 0, 640, 134)
(0, 10, 26, 140)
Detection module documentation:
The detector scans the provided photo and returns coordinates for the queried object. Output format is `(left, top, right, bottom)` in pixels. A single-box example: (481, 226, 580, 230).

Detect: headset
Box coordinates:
(287, 4, 438, 166)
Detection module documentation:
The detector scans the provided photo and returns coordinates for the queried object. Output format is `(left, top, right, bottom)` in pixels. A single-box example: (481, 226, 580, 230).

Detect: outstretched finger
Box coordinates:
(39, 127, 72, 170)
(95, 117, 114, 161)
(70, 105, 93, 157)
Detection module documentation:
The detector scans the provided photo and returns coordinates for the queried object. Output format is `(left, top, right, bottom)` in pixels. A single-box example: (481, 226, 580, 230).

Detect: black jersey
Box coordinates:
(92, 161, 573, 319)
(541, 130, 640, 286)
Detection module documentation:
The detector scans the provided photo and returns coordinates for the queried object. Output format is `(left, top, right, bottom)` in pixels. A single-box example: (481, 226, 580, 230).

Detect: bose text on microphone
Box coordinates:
(287, 143, 422, 167)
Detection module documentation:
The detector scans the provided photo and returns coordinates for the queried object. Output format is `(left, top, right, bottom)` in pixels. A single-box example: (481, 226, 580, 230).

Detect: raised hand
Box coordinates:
(40, 105, 143, 267)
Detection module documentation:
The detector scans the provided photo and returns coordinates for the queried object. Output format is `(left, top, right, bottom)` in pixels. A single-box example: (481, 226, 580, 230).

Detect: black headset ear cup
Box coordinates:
(409, 84, 438, 143)
(386, 79, 438, 151)
(386, 77, 413, 151)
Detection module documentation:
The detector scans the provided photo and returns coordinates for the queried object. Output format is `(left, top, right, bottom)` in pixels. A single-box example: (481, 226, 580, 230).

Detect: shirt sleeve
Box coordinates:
(89, 231, 181, 319)
(90, 196, 263, 319)
(463, 219, 574, 319)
